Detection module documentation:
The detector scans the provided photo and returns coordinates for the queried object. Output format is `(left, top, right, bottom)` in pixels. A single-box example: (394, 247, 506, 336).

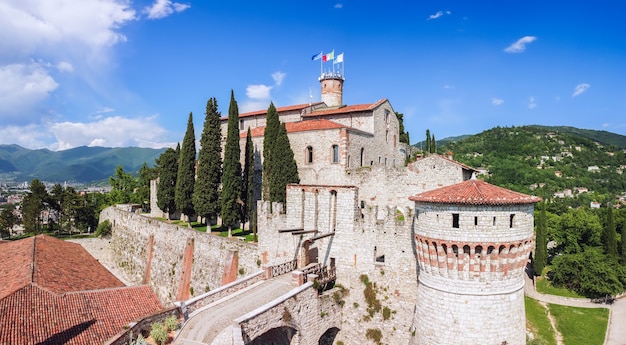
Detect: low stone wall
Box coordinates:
(103, 306, 181, 345)
(100, 207, 262, 305)
(179, 270, 265, 319)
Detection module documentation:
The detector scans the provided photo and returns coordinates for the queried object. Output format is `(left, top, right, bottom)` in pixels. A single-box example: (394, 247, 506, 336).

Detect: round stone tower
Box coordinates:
(319, 72, 344, 107)
(408, 179, 540, 345)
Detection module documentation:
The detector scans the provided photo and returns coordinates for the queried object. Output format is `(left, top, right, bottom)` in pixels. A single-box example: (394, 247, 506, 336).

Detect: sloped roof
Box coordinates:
(241, 118, 349, 138)
(304, 99, 388, 117)
(0, 235, 124, 299)
(413, 153, 476, 172)
(409, 179, 541, 205)
(0, 235, 163, 345)
(223, 102, 324, 120)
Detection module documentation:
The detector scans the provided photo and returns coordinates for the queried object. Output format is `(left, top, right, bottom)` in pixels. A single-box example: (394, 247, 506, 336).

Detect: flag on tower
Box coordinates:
(334, 52, 344, 64)
(311, 52, 322, 61)
(322, 50, 334, 62)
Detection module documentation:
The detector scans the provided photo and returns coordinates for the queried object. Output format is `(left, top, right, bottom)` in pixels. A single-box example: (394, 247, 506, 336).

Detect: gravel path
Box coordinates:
(68, 237, 133, 286)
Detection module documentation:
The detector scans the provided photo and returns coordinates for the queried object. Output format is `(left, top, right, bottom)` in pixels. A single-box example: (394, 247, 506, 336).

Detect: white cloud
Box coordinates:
(246, 84, 272, 100)
(145, 0, 190, 19)
(528, 96, 536, 109)
(491, 98, 504, 106)
(56, 61, 74, 72)
(504, 36, 537, 53)
(0, 62, 58, 121)
(334, 3, 343, 9)
(427, 10, 451, 20)
(444, 84, 455, 90)
(572, 83, 590, 97)
(49, 115, 173, 150)
(272, 71, 286, 86)
(0, 124, 52, 149)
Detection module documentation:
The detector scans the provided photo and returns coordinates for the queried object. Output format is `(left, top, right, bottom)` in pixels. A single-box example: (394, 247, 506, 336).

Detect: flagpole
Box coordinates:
(319, 51, 323, 77)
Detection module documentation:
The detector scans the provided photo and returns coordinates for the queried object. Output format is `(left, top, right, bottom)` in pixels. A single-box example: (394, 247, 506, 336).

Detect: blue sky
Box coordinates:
(1, 1, 625, 150)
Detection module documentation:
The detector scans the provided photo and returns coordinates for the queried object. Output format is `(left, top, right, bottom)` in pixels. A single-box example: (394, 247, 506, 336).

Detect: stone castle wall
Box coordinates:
(100, 207, 261, 305)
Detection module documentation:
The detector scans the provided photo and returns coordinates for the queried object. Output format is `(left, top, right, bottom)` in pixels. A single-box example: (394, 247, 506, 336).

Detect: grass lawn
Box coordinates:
(535, 276, 584, 298)
(548, 304, 608, 345)
(525, 296, 556, 345)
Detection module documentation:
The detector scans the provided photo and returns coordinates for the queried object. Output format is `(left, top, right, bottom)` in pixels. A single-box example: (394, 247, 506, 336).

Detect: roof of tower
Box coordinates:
(409, 179, 541, 205)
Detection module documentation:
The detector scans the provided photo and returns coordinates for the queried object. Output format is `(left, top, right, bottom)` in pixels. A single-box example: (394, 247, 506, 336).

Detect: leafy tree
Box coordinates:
(49, 183, 64, 232)
(552, 208, 602, 254)
(621, 218, 626, 265)
(156, 146, 179, 217)
(193, 98, 222, 225)
(109, 165, 136, 204)
(262, 102, 280, 201)
(176, 112, 197, 221)
(221, 90, 242, 234)
(135, 162, 158, 211)
(269, 122, 300, 204)
(550, 248, 626, 298)
(533, 201, 548, 276)
(395, 112, 410, 144)
(241, 128, 255, 230)
(0, 205, 18, 238)
(22, 179, 49, 233)
(603, 204, 618, 256)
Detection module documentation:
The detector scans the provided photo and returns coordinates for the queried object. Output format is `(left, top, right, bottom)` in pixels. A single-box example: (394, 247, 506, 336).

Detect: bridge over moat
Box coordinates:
(173, 261, 341, 345)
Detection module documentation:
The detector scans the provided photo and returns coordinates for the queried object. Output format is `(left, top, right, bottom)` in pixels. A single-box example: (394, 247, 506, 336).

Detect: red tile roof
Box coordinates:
(0, 235, 163, 345)
(409, 179, 541, 205)
(304, 99, 388, 117)
(241, 119, 348, 138)
(223, 102, 324, 120)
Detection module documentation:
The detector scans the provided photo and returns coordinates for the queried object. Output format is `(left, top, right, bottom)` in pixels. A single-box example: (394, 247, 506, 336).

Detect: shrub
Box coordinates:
(365, 328, 382, 344)
(382, 306, 391, 320)
(164, 315, 180, 332)
(149, 322, 168, 345)
(95, 220, 112, 237)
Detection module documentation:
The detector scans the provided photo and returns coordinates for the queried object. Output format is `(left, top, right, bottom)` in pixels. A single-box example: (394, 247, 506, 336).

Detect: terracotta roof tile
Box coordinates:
(304, 99, 387, 117)
(0, 235, 163, 345)
(222, 102, 324, 120)
(241, 119, 348, 138)
(409, 179, 541, 205)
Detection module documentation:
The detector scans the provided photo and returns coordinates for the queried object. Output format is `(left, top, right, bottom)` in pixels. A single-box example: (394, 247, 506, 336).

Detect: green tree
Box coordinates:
(0, 205, 18, 238)
(621, 218, 626, 265)
(553, 208, 602, 254)
(241, 128, 255, 230)
(156, 146, 179, 217)
(135, 162, 157, 211)
(269, 123, 299, 204)
(49, 183, 64, 232)
(262, 102, 280, 201)
(395, 112, 410, 144)
(425, 129, 431, 154)
(22, 179, 49, 233)
(533, 201, 548, 276)
(109, 165, 136, 204)
(176, 113, 197, 222)
(550, 248, 626, 298)
(193, 98, 223, 225)
(603, 204, 618, 257)
(221, 90, 242, 235)
(430, 134, 436, 153)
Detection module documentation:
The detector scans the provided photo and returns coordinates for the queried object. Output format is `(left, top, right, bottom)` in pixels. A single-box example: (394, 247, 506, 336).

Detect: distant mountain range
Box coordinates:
(0, 145, 167, 184)
(415, 125, 626, 150)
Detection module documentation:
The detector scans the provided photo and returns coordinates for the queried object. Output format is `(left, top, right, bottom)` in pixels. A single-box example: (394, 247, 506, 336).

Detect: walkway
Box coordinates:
(524, 273, 625, 345)
(173, 273, 295, 345)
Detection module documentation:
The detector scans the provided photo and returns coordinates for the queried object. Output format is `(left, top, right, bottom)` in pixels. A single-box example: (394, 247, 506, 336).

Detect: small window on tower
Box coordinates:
(474, 216, 478, 226)
(332, 145, 339, 163)
(306, 146, 313, 164)
(509, 214, 515, 228)
(452, 213, 460, 228)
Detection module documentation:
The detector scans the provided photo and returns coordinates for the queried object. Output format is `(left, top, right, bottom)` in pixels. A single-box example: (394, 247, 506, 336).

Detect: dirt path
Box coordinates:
(539, 301, 564, 345)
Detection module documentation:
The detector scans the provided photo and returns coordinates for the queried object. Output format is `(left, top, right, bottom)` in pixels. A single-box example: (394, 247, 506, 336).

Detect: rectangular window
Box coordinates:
(452, 213, 460, 228)
(332, 145, 339, 163)
(509, 214, 515, 228)
(474, 216, 478, 226)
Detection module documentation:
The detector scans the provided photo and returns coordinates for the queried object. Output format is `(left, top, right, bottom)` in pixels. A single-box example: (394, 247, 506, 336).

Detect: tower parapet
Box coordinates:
(319, 72, 344, 107)
(409, 179, 540, 345)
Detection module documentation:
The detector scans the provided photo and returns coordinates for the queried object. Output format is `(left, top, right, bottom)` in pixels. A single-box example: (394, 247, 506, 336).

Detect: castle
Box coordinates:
(148, 69, 539, 344)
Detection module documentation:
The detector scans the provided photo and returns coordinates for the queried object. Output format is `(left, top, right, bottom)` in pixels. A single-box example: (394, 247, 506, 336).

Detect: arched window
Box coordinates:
(306, 146, 313, 164)
(331, 145, 339, 163)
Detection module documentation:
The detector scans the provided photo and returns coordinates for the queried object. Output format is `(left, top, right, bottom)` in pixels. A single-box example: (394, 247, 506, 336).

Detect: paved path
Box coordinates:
(173, 274, 295, 345)
(606, 297, 626, 345)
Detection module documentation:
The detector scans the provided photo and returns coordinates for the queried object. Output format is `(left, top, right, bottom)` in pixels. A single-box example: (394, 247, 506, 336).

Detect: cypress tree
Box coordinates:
(221, 90, 242, 235)
(269, 122, 299, 205)
(425, 129, 430, 154)
(193, 98, 222, 225)
(533, 201, 548, 276)
(176, 112, 197, 222)
(241, 128, 255, 230)
(603, 203, 618, 256)
(431, 134, 436, 153)
(156, 146, 178, 218)
(263, 102, 280, 201)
